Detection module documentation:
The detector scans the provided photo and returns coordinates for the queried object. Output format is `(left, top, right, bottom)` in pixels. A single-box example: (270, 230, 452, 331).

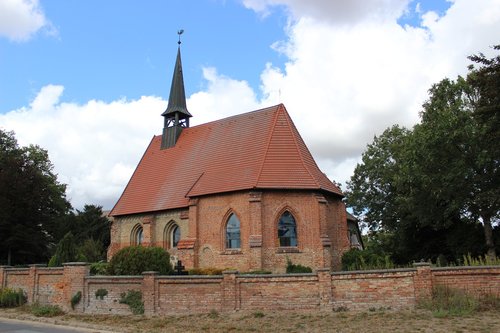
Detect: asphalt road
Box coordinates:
(0, 318, 113, 333)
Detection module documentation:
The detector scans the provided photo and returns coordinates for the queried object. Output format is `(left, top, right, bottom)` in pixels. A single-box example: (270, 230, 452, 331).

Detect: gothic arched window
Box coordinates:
(131, 224, 143, 246)
(278, 211, 297, 247)
(164, 221, 181, 249)
(225, 213, 241, 249)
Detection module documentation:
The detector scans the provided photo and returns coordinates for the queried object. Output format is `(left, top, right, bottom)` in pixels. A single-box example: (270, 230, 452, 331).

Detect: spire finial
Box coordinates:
(177, 29, 184, 45)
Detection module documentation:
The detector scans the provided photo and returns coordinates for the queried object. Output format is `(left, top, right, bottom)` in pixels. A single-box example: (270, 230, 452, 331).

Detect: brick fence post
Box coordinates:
(413, 262, 432, 304)
(317, 268, 333, 311)
(142, 271, 158, 316)
(63, 262, 89, 313)
(28, 264, 45, 304)
(0, 266, 11, 288)
(222, 270, 238, 312)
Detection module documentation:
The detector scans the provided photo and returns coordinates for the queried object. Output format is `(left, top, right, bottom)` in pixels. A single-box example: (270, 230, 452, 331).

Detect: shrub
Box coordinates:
(70, 291, 82, 310)
(0, 288, 27, 308)
(119, 290, 144, 315)
(107, 246, 172, 275)
(48, 232, 78, 267)
(30, 303, 64, 317)
(188, 267, 224, 275)
(462, 253, 500, 266)
(90, 262, 109, 275)
(341, 248, 395, 271)
(95, 289, 108, 300)
(286, 259, 312, 273)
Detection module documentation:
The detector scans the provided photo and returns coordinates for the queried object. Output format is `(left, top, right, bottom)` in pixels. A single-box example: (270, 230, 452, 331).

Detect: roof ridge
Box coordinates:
(255, 105, 281, 186)
(279, 105, 321, 189)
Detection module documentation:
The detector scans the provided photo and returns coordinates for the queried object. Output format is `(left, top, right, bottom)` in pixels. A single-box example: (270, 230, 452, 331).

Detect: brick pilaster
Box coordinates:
(142, 271, 158, 316)
(248, 191, 263, 270)
(63, 262, 89, 312)
(28, 264, 45, 304)
(0, 266, 10, 288)
(222, 270, 238, 311)
(413, 262, 432, 303)
(317, 268, 333, 310)
(316, 194, 332, 269)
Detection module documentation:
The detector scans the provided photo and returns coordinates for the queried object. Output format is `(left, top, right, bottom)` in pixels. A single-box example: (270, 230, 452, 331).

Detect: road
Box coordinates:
(0, 318, 114, 333)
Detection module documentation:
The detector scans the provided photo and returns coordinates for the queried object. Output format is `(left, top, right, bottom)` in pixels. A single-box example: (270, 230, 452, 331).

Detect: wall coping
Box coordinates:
(62, 262, 89, 266)
(156, 275, 223, 280)
(431, 265, 500, 272)
(86, 275, 143, 280)
(332, 268, 416, 276)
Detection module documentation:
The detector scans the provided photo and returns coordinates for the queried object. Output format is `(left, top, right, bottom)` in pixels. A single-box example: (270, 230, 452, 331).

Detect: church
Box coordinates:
(108, 42, 354, 272)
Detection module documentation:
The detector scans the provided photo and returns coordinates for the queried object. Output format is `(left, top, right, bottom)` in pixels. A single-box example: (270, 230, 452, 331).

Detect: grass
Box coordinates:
(1, 306, 500, 333)
(29, 303, 64, 317)
(418, 285, 500, 318)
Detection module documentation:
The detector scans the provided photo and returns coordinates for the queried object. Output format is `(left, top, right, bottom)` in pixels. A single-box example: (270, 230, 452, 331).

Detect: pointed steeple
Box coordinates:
(161, 31, 192, 149)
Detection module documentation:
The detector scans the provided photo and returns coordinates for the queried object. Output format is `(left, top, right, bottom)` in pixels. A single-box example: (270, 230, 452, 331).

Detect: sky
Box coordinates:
(1, 0, 499, 211)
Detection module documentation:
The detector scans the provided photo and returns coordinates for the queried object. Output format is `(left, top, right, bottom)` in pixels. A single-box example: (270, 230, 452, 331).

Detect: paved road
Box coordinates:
(0, 318, 113, 333)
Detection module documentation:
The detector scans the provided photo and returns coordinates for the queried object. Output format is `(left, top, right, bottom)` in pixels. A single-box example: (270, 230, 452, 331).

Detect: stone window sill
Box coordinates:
(276, 247, 300, 254)
(221, 249, 242, 255)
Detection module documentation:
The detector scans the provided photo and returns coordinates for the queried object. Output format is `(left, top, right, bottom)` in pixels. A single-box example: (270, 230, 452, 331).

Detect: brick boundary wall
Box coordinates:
(1, 263, 499, 315)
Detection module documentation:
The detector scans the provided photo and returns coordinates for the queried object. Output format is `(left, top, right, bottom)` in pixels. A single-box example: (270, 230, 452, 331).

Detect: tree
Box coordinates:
(48, 232, 78, 267)
(346, 47, 500, 262)
(0, 130, 71, 265)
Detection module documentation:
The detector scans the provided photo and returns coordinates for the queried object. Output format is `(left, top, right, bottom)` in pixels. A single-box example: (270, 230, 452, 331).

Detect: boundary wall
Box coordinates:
(1, 263, 499, 315)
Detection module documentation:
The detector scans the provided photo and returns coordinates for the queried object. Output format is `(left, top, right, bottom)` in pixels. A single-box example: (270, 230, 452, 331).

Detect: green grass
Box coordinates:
(30, 303, 64, 317)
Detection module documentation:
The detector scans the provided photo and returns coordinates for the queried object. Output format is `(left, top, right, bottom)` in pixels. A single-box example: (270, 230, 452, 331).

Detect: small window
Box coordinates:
(172, 225, 181, 248)
(164, 222, 181, 249)
(278, 211, 297, 247)
(225, 213, 241, 249)
(131, 224, 143, 246)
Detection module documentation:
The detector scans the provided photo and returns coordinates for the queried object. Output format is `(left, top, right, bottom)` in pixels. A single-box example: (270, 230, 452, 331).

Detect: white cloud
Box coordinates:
(0, 0, 53, 41)
(2, 0, 500, 210)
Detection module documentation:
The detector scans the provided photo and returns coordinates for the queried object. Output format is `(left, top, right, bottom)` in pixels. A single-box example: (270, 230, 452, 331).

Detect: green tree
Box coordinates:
(48, 232, 78, 267)
(346, 47, 499, 262)
(0, 130, 71, 265)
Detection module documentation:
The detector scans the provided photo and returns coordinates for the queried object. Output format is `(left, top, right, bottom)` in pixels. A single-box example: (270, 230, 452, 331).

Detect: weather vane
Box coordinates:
(177, 29, 184, 45)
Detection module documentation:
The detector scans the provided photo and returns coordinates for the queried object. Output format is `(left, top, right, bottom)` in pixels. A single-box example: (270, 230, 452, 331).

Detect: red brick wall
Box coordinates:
(2, 264, 499, 315)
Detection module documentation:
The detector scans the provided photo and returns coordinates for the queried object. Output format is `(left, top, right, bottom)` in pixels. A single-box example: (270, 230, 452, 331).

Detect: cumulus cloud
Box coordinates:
(253, 0, 500, 188)
(0, 0, 53, 41)
(1, 85, 166, 209)
(2, 0, 500, 209)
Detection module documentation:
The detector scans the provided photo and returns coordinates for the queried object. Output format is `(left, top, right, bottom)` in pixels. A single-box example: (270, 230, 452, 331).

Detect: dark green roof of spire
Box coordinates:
(162, 47, 192, 119)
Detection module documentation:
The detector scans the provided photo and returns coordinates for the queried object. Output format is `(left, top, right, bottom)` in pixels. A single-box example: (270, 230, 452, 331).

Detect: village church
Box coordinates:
(108, 42, 358, 272)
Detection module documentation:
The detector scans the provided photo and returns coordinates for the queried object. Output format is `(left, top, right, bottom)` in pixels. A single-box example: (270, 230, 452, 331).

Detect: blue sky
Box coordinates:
(1, 0, 498, 210)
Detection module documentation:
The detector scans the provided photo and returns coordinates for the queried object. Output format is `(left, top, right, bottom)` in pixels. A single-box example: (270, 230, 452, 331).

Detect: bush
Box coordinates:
(107, 246, 172, 275)
(119, 290, 144, 315)
(286, 259, 312, 273)
(341, 248, 395, 271)
(48, 232, 78, 267)
(30, 303, 64, 317)
(70, 291, 82, 310)
(0, 288, 27, 308)
(90, 262, 109, 275)
(188, 267, 225, 275)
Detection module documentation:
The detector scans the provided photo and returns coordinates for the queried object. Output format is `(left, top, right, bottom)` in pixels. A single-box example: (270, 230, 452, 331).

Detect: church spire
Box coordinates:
(161, 30, 192, 149)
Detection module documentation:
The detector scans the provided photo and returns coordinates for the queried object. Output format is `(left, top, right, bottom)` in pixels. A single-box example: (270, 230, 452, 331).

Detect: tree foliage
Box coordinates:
(107, 246, 172, 275)
(346, 46, 500, 263)
(0, 130, 71, 265)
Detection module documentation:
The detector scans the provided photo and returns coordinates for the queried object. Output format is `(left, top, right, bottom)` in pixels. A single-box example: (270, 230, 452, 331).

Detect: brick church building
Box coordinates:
(108, 43, 352, 272)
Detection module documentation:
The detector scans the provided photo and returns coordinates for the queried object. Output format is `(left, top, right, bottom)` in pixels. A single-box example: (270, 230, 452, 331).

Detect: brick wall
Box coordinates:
(1, 263, 499, 315)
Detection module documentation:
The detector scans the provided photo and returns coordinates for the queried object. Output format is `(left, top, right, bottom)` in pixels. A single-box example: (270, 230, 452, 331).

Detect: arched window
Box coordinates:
(225, 213, 240, 249)
(164, 221, 181, 249)
(278, 211, 297, 247)
(131, 224, 143, 246)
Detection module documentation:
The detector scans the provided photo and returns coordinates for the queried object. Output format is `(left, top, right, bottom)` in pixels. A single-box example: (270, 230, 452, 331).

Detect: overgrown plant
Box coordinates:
(418, 285, 482, 317)
(30, 303, 64, 317)
(341, 248, 396, 271)
(462, 253, 500, 266)
(95, 289, 108, 300)
(119, 290, 144, 315)
(0, 288, 26, 308)
(286, 259, 312, 273)
(70, 291, 82, 310)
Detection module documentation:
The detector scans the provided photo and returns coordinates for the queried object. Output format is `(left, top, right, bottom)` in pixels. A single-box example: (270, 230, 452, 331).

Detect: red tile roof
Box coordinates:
(110, 104, 342, 216)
